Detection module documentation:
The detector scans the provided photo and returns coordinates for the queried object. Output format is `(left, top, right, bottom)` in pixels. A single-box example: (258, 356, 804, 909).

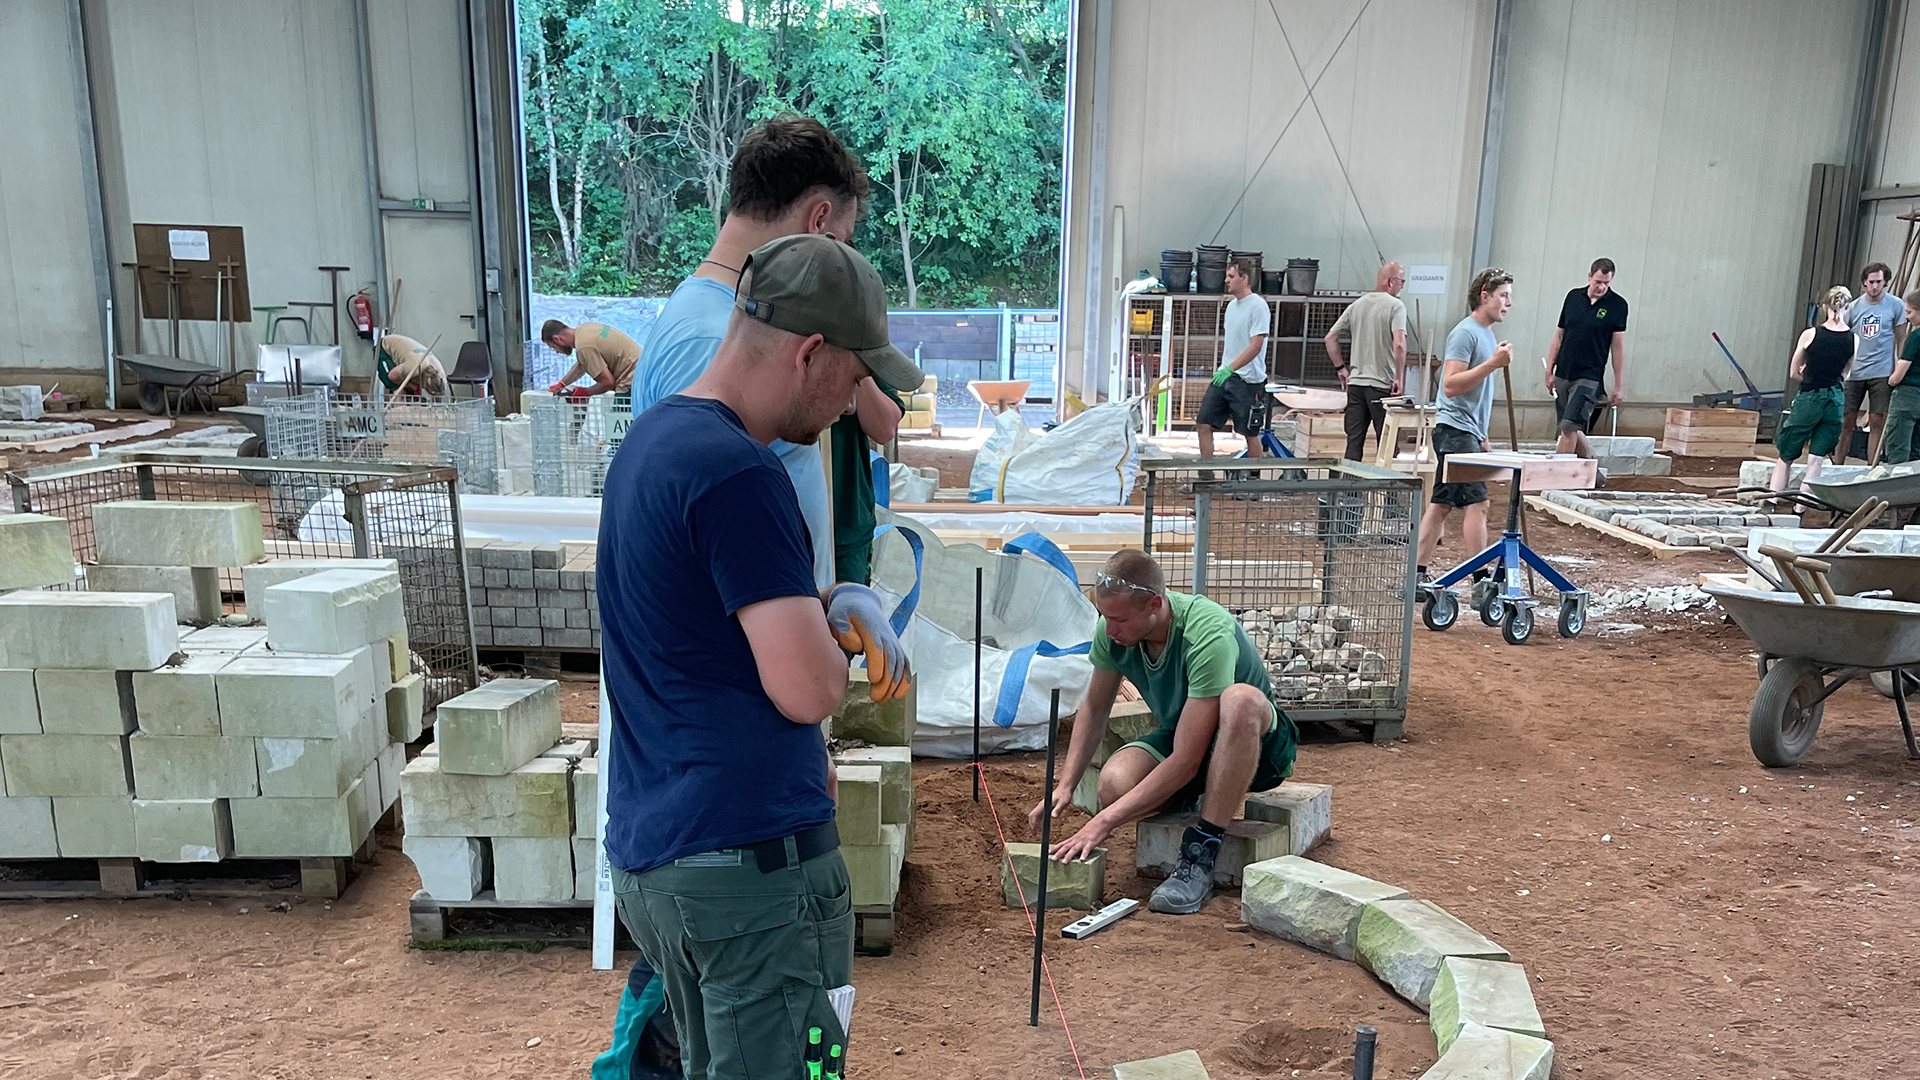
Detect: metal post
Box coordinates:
(443, 475, 482, 694)
(1469, 0, 1514, 274)
(135, 464, 155, 502)
(1352, 1026, 1378, 1080)
(1031, 687, 1061, 1027)
(972, 564, 983, 802)
(344, 490, 373, 560)
(1192, 491, 1211, 595)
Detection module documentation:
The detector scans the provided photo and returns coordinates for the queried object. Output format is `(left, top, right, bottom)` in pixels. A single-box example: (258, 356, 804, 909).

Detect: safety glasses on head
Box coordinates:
(1094, 572, 1156, 598)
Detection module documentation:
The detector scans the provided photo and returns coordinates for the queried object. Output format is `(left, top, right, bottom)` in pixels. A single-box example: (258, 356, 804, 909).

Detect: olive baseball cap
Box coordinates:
(735, 234, 926, 393)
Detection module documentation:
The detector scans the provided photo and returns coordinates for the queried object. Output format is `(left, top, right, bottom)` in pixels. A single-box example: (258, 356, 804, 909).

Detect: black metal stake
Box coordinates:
(1030, 688, 1060, 1027)
(972, 565, 983, 801)
(1352, 1025, 1377, 1080)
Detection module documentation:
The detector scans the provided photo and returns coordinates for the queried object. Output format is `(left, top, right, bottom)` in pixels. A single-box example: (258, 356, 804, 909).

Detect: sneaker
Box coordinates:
(1148, 827, 1221, 914)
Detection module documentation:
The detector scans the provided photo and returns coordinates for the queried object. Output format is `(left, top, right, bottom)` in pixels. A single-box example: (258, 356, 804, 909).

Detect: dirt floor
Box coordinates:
(5, 422, 1918, 1078)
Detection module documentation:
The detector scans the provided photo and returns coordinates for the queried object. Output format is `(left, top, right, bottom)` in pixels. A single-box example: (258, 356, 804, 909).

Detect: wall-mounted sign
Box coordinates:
(167, 228, 211, 261)
(1406, 265, 1448, 294)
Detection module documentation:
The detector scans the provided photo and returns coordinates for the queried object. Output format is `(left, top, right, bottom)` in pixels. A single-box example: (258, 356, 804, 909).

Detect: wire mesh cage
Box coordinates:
(529, 395, 631, 497)
(8, 455, 479, 708)
(1141, 459, 1419, 734)
(264, 392, 498, 494)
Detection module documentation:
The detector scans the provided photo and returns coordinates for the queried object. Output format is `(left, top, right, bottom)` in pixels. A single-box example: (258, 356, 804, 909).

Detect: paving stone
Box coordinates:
(256, 720, 382, 799)
(1112, 1049, 1211, 1079)
(1001, 841, 1105, 910)
(0, 513, 76, 590)
(1356, 898, 1510, 1010)
(1431, 957, 1546, 1055)
(1242, 782, 1332, 856)
(1136, 813, 1289, 887)
(835, 764, 885, 845)
(215, 654, 370, 739)
(834, 668, 915, 746)
(832, 745, 912, 822)
(544, 628, 591, 648)
(0, 796, 59, 857)
(1418, 1021, 1552, 1080)
(132, 798, 233, 862)
(0, 591, 178, 671)
(573, 757, 598, 838)
(507, 569, 534, 589)
(182, 626, 269, 653)
(532, 545, 564, 570)
(86, 564, 220, 622)
(228, 780, 373, 857)
(34, 669, 136, 735)
(493, 626, 541, 647)
(1, 734, 132, 797)
(93, 500, 265, 568)
(51, 796, 135, 857)
(435, 679, 561, 775)
(403, 834, 489, 901)
(129, 733, 259, 799)
(262, 569, 405, 655)
(131, 654, 231, 736)
(1241, 855, 1409, 960)
(493, 836, 576, 902)
(386, 673, 426, 743)
(843, 822, 907, 907)
(400, 755, 572, 837)
(574, 836, 599, 899)
(0, 670, 40, 734)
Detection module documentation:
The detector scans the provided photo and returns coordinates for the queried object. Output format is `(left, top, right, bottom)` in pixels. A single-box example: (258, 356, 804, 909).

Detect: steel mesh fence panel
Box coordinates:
(265, 394, 498, 494)
(1142, 459, 1418, 722)
(529, 395, 627, 497)
(8, 456, 478, 708)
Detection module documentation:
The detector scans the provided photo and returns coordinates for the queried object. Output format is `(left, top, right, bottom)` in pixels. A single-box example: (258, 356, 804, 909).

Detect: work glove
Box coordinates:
(1211, 366, 1233, 387)
(546, 382, 566, 395)
(826, 583, 911, 702)
(566, 387, 591, 403)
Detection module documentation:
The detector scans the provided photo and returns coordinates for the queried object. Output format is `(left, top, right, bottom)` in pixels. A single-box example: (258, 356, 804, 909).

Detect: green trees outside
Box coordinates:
(520, 0, 1068, 308)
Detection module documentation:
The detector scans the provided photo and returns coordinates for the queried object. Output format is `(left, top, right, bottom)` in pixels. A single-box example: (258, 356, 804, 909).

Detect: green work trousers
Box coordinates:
(612, 842, 854, 1079)
(1883, 384, 1920, 464)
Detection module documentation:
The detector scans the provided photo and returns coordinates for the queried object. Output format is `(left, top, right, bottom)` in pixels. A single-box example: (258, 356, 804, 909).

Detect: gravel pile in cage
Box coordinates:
(1232, 604, 1397, 703)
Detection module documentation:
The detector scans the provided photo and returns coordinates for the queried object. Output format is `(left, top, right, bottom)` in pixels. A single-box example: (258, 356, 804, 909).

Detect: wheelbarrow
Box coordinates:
(119, 354, 254, 417)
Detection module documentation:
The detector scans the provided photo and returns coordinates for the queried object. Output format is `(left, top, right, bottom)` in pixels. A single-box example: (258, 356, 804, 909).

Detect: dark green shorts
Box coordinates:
(1775, 384, 1843, 461)
(1121, 698, 1298, 812)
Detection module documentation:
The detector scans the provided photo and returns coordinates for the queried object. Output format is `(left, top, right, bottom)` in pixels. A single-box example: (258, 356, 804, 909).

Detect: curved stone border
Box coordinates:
(1243, 855, 1553, 1079)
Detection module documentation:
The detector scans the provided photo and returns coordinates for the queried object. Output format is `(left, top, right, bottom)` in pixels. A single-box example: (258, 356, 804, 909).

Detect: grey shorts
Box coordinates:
(1555, 378, 1604, 433)
(1430, 423, 1488, 508)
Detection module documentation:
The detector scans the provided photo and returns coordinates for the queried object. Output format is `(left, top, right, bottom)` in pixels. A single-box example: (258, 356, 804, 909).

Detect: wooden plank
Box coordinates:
(1523, 495, 1709, 560)
(1665, 407, 1760, 429)
(0, 419, 172, 453)
(1441, 452, 1597, 492)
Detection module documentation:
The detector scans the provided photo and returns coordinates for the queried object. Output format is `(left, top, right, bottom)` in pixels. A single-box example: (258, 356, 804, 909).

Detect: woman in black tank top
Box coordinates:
(1772, 287, 1856, 493)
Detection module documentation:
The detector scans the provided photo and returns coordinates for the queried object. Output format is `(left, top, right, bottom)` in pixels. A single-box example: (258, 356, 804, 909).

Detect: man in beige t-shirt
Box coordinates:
(543, 319, 641, 396)
(1324, 262, 1409, 461)
(375, 332, 448, 397)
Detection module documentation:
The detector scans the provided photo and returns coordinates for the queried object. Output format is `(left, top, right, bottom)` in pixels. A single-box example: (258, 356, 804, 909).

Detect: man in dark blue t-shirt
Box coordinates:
(598, 233, 923, 1078)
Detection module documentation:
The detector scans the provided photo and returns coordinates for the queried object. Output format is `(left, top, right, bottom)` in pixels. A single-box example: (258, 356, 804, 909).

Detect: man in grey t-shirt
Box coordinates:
(1325, 261, 1409, 461)
(1842, 262, 1910, 463)
(1416, 268, 1514, 581)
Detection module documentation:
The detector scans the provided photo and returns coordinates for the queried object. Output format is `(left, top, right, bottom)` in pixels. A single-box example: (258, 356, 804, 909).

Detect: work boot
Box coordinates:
(1148, 827, 1221, 915)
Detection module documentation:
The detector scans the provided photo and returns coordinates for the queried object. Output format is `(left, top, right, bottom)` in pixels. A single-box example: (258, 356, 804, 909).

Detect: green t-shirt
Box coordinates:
(828, 387, 905, 563)
(1090, 591, 1275, 728)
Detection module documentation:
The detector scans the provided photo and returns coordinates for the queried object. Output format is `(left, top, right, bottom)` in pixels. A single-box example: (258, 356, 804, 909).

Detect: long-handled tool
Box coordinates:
(1499, 364, 1538, 595)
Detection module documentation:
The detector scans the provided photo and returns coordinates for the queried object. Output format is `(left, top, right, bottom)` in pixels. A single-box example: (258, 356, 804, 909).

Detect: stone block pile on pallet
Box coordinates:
(463, 538, 599, 650)
(1539, 489, 1800, 547)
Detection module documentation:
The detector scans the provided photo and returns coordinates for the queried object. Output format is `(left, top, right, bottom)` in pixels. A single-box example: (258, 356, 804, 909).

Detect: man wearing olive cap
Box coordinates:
(598, 233, 924, 1078)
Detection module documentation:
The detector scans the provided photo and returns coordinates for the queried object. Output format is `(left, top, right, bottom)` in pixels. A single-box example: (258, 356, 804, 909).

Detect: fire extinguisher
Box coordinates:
(350, 289, 375, 339)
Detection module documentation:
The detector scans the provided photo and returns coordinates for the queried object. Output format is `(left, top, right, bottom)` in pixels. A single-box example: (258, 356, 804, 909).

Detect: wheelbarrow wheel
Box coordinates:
(1750, 656, 1825, 767)
(136, 380, 166, 416)
(1422, 591, 1458, 631)
(235, 435, 271, 487)
(1500, 602, 1533, 645)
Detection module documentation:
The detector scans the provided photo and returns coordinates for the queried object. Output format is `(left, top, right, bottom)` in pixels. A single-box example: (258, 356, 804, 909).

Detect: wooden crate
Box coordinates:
(1663, 408, 1759, 456)
(1288, 410, 1346, 457)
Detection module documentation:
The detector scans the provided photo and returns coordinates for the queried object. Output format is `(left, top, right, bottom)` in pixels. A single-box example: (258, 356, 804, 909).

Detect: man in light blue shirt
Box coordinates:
(1416, 268, 1514, 580)
(1842, 261, 1910, 463)
(632, 117, 898, 589)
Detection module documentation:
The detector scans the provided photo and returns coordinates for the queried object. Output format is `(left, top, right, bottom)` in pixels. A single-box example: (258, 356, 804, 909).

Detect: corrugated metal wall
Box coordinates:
(1860, 3, 1920, 295)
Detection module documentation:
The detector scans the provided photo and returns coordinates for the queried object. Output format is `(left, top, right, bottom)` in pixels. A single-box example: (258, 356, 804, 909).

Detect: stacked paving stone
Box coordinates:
(1734, 459, 1872, 496)
(1241, 855, 1551, 1078)
(831, 667, 916, 926)
(0, 504, 411, 864)
(463, 538, 599, 650)
(400, 679, 601, 903)
(1231, 604, 1397, 705)
(1541, 488, 1801, 547)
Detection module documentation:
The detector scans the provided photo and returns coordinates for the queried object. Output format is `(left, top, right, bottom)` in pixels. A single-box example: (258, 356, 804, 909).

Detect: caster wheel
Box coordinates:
(1479, 591, 1504, 627)
(1750, 656, 1825, 767)
(1422, 591, 1459, 631)
(1557, 599, 1585, 638)
(1500, 602, 1534, 644)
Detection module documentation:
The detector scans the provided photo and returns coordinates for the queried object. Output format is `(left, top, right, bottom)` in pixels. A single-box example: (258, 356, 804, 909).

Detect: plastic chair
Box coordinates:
(447, 341, 493, 399)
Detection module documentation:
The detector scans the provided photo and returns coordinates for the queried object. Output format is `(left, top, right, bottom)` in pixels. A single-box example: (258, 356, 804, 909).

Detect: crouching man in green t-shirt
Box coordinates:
(1029, 549, 1298, 914)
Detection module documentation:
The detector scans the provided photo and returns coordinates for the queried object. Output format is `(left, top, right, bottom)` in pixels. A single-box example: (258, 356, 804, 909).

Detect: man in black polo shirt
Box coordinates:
(1545, 258, 1629, 459)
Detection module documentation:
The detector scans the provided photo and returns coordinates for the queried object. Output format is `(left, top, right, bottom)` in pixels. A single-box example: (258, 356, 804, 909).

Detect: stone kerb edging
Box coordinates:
(1242, 855, 1552, 1079)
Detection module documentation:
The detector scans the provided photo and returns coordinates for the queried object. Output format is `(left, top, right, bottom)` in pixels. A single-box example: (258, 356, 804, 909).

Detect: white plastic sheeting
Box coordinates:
(967, 402, 1141, 505)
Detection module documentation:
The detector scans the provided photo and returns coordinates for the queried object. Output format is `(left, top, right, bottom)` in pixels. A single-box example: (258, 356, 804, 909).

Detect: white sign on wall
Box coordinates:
(1406, 265, 1448, 294)
(167, 229, 210, 261)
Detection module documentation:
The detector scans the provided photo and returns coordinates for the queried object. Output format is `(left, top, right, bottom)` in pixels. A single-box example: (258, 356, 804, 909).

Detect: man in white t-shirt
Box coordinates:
(1195, 259, 1273, 459)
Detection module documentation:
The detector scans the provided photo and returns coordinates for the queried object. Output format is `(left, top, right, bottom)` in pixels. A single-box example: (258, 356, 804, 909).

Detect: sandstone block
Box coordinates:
(834, 669, 915, 746)
(262, 568, 406, 654)
(52, 796, 136, 857)
(842, 822, 907, 907)
(1242, 782, 1332, 856)
(1112, 1050, 1210, 1079)
(256, 731, 377, 799)
(434, 679, 561, 775)
(0, 513, 76, 590)
(34, 670, 136, 735)
(375, 740, 403, 815)
(385, 631, 412, 682)
(834, 764, 885, 845)
(180, 625, 270, 653)
(400, 755, 572, 837)
(1072, 766, 1101, 814)
(574, 837, 599, 900)
(132, 798, 233, 862)
(538, 738, 594, 761)
(0, 591, 178, 671)
(403, 834, 489, 901)
(215, 654, 368, 738)
(241, 557, 398, 617)
(1241, 855, 1408, 960)
(386, 673, 426, 742)
(129, 733, 258, 799)
(1136, 814, 1288, 887)
(1001, 842, 1105, 910)
(493, 836, 575, 902)
(1418, 1021, 1552, 1080)
(86, 564, 220, 622)
(228, 781, 372, 857)
(132, 654, 231, 736)
(573, 758, 598, 838)
(1431, 957, 1546, 1055)
(832, 745, 912, 822)
(92, 500, 264, 568)
(1, 734, 131, 797)
(0, 797, 59, 857)
(1356, 899, 1510, 1010)
(0, 670, 40, 734)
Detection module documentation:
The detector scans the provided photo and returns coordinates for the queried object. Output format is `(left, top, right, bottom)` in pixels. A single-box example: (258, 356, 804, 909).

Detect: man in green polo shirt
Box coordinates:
(1030, 549, 1297, 915)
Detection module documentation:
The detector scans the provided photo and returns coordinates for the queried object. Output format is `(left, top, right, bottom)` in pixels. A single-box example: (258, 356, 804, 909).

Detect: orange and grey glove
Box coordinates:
(826, 583, 911, 702)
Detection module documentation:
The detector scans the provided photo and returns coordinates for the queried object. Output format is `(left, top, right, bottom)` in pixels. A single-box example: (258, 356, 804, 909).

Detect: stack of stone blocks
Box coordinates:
(0, 502, 412, 874)
(829, 667, 916, 953)
(400, 679, 602, 904)
(463, 538, 599, 650)
(1541, 488, 1801, 548)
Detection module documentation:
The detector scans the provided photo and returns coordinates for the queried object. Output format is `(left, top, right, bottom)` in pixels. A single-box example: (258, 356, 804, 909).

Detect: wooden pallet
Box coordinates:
(409, 889, 636, 950)
(477, 647, 602, 675)
(0, 836, 374, 902)
(855, 901, 900, 957)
